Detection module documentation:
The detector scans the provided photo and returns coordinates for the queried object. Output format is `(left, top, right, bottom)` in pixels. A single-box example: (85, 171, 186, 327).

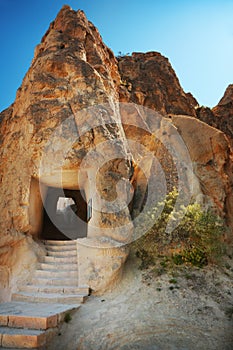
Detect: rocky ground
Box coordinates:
(48, 253, 233, 350)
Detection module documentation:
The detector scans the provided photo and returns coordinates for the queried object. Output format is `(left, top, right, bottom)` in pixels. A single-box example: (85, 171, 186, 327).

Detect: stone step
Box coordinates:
(41, 255, 77, 264)
(0, 302, 80, 330)
(0, 326, 55, 348)
(12, 292, 87, 304)
(45, 245, 77, 252)
(35, 270, 78, 279)
(31, 277, 79, 286)
(19, 285, 89, 295)
(46, 250, 77, 257)
(44, 240, 77, 246)
(39, 262, 78, 271)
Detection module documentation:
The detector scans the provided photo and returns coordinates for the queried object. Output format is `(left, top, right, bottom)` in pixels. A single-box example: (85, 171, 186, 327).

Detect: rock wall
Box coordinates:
(0, 235, 45, 302)
(171, 115, 233, 236)
(118, 52, 198, 116)
(197, 84, 233, 148)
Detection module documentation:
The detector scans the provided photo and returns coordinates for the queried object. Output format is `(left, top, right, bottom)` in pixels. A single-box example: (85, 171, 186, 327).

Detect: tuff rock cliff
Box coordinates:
(0, 5, 232, 300)
(118, 51, 198, 116)
(197, 84, 233, 146)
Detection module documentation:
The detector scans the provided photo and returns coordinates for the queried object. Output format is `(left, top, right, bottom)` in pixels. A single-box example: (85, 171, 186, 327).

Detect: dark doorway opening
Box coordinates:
(41, 187, 88, 240)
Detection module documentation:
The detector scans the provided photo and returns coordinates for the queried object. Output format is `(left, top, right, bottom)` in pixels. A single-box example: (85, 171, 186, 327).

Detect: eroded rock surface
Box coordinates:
(171, 115, 233, 235)
(196, 85, 233, 147)
(118, 52, 198, 116)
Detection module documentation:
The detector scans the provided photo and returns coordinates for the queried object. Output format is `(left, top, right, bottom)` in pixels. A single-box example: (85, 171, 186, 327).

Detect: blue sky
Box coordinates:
(0, 0, 233, 112)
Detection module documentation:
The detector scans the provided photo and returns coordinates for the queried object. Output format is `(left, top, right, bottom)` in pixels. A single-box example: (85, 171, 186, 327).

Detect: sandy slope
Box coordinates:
(48, 254, 233, 350)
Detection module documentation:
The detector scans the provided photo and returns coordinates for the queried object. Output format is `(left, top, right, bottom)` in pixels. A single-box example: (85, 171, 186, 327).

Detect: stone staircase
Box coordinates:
(0, 240, 89, 349)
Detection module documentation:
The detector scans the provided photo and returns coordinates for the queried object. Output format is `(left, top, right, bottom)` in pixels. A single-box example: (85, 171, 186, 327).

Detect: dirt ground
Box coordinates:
(47, 253, 233, 350)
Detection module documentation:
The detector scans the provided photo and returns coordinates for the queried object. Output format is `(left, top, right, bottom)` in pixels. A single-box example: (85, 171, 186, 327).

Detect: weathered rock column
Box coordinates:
(77, 238, 129, 293)
(77, 143, 134, 293)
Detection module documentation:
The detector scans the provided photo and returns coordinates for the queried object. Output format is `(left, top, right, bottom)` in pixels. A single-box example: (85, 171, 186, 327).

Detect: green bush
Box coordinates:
(64, 313, 72, 323)
(133, 188, 225, 269)
(173, 246, 208, 268)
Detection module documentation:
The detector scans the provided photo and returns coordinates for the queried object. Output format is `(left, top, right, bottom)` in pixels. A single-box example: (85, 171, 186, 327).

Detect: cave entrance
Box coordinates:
(29, 178, 88, 241)
(41, 187, 88, 240)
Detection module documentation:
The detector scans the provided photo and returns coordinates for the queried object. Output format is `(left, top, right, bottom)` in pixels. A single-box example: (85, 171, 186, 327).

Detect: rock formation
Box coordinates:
(0, 5, 232, 299)
(197, 84, 233, 147)
(0, 6, 132, 297)
(118, 52, 198, 116)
